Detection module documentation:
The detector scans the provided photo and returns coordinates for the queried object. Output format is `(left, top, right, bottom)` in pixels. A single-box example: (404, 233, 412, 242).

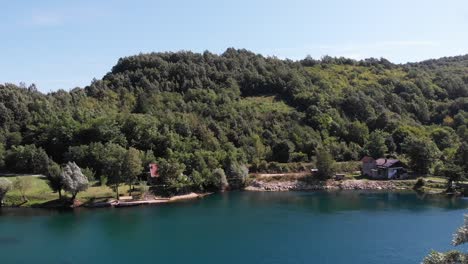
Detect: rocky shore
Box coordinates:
(245, 179, 408, 192)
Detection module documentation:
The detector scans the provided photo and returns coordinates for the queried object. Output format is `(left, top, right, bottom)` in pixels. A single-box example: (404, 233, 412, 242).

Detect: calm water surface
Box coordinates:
(1, 191, 467, 264)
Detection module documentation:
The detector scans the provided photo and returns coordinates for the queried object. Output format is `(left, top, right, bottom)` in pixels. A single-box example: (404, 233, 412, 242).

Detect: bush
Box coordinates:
(413, 177, 425, 190)
(315, 148, 336, 180)
(212, 168, 228, 191)
(13, 176, 32, 202)
(290, 152, 309, 162)
(138, 181, 149, 198)
(5, 145, 50, 174)
(226, 162, 248, 189)
(100, 175, 108, 186)
(81, 167, 96, 181)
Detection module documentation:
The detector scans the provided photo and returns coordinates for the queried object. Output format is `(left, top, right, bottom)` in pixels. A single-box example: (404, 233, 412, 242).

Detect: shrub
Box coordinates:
(413, 177, 425, 190)
(0, 178, 12, 206)
(13, 177, 33, 202)
(100, 175, 108, 186)
(212, 168, 228, 191)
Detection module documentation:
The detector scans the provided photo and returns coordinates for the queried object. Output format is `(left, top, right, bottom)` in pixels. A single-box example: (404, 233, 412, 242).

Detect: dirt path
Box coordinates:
(251, 172, 310, 178)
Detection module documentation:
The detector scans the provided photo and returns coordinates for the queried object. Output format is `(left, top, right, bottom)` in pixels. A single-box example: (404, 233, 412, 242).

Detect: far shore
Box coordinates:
(245, 178, 412, 192)
(244, 175, 458, 196)
(1, 172, 459, 210)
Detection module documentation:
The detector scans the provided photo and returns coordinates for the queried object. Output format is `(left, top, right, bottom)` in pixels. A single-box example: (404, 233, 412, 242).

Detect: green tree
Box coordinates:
(0, 142, 5, 169)
(159, 159, 188, 193)
(0, 178, 12, 206)
(46, 161, 63, 199)
(455, 142, 468, 173)
(431, 127, 457, 150)
(345, 121, 369, 145)
(403, 136, 441, 175)
(365, 130, 388, 158)
(225, 160, 248, 189)
(423, 215, 468, 263)
(5, 145, 50, 174)
(315, 148, 336, 180)
(81, 167, 96, 182)
(13, 176, 32, 202)
(272, 140, 295, 163)
(442, 163, 465, 192)
(101, 143, 126, 199)
(122, 147, 143, 195)
(211, 168, 228, 191)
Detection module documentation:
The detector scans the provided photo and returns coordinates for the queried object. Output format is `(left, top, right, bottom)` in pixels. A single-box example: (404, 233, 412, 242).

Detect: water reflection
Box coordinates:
(1, 191, 467, 218)
(237, 191, 468, 214)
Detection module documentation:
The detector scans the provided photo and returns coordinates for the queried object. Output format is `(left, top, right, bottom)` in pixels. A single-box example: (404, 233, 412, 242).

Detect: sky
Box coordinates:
(1, 0, 468, 92)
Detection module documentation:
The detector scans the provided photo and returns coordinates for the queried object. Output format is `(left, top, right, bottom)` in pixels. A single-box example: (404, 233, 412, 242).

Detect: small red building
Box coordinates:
(149, 163, 159, 178)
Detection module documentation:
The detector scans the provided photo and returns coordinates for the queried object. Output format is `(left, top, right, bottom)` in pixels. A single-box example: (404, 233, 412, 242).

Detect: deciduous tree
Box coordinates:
(315, 148, 336, 180)
(61, 162, 89, 201)
(0, 178, 12, 206)
(46, 161, 63, 199)
(122, 147, 143, 195)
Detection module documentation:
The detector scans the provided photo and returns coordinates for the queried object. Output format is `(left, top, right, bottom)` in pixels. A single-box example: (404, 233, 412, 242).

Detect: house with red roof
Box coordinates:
(361, 157, 408, 179)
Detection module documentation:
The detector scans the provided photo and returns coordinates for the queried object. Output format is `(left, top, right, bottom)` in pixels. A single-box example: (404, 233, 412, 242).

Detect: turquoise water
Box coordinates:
(1, 191, 467, 264)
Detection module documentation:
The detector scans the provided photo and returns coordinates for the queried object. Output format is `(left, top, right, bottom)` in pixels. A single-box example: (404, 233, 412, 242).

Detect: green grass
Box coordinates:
(1, 175, 136, 207)
(1, 176, 56, 206)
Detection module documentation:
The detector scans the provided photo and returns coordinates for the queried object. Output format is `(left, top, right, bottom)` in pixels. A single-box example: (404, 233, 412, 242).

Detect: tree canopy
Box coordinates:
(1, 49, 468, 190)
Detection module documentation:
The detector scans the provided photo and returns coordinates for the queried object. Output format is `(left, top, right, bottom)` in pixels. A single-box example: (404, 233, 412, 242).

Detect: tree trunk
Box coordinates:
(58, 189, 62, 200)
(447, 179, 454, 193)
(129, 183, 132, 196)
(71, 193, 77, 202)
(115, 183, 119, 200)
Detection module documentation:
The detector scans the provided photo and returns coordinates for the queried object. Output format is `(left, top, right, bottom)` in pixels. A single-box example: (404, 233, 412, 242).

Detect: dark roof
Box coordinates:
(375, 158, 401, 168)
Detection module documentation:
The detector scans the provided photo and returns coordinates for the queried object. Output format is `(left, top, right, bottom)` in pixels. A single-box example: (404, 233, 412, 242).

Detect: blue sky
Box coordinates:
(2, 0, 468, 92)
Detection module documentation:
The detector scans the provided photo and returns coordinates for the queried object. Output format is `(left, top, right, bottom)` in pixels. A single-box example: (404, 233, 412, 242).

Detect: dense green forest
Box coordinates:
(1, 49, 467, 192)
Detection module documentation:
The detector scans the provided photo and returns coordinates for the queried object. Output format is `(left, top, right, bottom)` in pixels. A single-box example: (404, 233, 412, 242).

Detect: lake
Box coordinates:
(1, 191, 467, 264)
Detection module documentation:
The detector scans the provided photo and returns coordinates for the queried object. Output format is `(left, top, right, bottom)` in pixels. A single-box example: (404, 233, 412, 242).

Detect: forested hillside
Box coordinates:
(1, 49, 467, 192)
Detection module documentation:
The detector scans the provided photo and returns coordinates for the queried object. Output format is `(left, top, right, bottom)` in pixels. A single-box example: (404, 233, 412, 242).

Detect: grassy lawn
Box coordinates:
(1, 176, 56, 206)
(1, 175, 135, 207)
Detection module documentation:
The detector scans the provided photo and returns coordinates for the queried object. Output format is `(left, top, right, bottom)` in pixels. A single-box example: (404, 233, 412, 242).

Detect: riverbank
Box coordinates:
(245, 178, 415, 192)
(0, 174, 454, 209)
(0, 175, 212, 209)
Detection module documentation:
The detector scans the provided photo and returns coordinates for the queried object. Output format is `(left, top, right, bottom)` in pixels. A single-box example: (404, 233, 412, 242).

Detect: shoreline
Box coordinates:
(1, 178, 455, 209)
(245, 179, 414, 192)
(1, 192, 212, 209)
(103, 192, 211, 208)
